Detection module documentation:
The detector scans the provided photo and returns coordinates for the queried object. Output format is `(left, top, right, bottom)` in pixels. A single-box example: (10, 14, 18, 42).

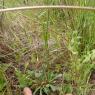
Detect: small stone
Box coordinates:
(65, 94, 73, 95)
(23, 87, 32, 95)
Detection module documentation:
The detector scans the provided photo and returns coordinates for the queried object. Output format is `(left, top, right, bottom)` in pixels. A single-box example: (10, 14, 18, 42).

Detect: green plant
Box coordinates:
(0, 0, 95, 95)
(16, 68, 62, 95)
(0, 64, 12, 95)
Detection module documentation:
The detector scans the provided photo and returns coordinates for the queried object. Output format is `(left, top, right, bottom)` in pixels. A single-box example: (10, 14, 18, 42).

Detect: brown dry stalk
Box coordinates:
(0, 5, 95, 12)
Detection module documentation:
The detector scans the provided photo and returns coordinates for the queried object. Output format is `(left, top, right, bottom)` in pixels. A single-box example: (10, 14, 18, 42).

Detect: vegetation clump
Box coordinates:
(0, 0, 95, 95)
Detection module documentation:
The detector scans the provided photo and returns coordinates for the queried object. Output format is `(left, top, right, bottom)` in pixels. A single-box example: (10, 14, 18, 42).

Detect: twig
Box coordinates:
(0, 5, 95, 12)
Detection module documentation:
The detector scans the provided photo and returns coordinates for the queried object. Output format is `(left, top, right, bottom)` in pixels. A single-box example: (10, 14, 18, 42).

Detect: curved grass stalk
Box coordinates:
(0, 5, 95, 13)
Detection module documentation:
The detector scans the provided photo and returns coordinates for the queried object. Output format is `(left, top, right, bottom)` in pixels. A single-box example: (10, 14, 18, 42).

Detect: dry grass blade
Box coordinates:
(0, 5, 95, 12)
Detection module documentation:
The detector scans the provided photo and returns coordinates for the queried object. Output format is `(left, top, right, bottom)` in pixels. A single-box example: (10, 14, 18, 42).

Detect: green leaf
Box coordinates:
(0, 71, 6, 91)
(43, 87, 49, 95)
(0, 78, 6, 91)
(63, 84, 73, 93)
(40, 88, 43, 95)
(50, 85, 58, 92)
(15, 70, 31, 88)
(33, 87, 40, 95)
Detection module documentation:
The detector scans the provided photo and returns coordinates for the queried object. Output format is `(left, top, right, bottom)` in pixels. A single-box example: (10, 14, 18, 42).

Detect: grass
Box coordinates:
(0, 0, 95, 95)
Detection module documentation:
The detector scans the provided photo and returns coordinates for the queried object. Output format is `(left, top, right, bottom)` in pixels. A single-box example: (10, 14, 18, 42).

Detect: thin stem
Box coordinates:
(0, 5, 95, 12)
